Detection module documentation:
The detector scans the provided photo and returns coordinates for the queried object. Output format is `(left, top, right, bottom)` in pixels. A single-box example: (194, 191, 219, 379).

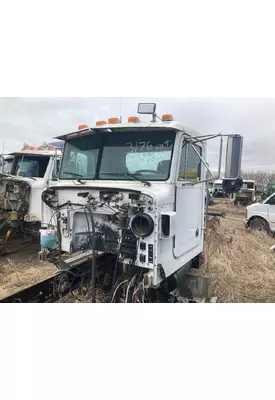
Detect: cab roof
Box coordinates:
(56, 120, 201, 141)
(8, 150, 62, 157)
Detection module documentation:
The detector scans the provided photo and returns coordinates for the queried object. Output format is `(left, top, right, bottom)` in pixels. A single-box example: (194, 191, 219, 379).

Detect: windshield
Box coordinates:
(2, 157, 14, 174)
(11, 155, 50, 178)
(59, 130, 176, 181)
(242, 182, 254, 190)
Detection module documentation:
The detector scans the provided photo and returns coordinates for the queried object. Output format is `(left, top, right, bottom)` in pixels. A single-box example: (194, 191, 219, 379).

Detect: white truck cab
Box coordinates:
(0, 142, 63, 244)
(244, 192, 275, 233)
(40, 103, 243, 301)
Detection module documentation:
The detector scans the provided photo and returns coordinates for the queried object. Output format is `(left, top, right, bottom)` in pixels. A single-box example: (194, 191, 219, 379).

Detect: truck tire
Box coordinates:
(250, 217, 270, 234)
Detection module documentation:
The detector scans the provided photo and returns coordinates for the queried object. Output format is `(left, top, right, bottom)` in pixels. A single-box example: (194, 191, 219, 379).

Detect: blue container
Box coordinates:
(40, 229, 56, 249)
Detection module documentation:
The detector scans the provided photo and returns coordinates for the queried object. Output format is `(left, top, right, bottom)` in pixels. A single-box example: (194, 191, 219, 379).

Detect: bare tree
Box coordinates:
(241, 170, 275, 186)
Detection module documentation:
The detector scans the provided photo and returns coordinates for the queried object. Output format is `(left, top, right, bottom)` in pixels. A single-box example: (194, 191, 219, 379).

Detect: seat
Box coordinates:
(157, 160, 170, 175)
(100, 155, 129, 176)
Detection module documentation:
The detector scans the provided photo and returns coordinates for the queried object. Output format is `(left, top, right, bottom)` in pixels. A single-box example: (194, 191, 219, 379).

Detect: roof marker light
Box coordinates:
(108, 117, 120, 124)
(96, 120, 107, 126)
(162, 113, 174, 121)
(21, 146, 44, 151)
(78, 124, 88, 130)
(128, 116, 140, 123)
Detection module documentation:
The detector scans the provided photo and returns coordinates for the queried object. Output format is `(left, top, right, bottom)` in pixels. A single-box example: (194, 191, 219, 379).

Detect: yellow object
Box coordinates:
(5, 229, 12, 242)
(10, 210, 18, 221)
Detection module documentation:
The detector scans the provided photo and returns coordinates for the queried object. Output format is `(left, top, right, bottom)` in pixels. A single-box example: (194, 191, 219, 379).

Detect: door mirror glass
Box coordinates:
(224, 135, 243, 179)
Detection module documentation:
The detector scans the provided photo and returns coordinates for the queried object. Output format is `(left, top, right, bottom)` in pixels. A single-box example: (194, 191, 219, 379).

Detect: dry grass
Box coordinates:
(200, 217, 275, 302)
(209, 198, 246, 215)
(0, 253, 57, 299)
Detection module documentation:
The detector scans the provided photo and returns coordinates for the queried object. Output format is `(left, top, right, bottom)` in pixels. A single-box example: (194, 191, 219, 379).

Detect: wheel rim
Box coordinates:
(252, 221, 264, 231)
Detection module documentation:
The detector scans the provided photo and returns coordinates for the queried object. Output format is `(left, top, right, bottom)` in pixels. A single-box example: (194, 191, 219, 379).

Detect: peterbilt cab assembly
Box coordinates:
(40, 103, 243, 302)
(0, 141, 63, 251)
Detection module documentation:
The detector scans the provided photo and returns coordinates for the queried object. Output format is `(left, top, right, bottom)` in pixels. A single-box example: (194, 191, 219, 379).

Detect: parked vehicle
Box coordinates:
(255, 186, 265, 202)
(234, 179, 256, 206)
(0, 141, 63, 251)
(244, 191, 275, 234)
(266, 182, 275, 198)
(213, 180, 225, 197)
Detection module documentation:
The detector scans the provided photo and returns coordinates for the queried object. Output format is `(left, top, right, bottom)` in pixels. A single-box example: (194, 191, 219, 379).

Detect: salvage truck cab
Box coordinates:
(0, 142, 63, 246)
(40, 103, 243, 300)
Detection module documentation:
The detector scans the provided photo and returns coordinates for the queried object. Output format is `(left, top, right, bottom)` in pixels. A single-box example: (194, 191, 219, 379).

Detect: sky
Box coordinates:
(0, 97, 274, 172)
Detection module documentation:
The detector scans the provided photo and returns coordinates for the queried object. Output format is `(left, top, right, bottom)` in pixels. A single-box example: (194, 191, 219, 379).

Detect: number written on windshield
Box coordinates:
(125, 140, 172, 153)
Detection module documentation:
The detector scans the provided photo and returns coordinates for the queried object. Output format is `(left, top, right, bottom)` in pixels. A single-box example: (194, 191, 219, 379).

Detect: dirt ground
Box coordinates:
(1, 197, 275, 302)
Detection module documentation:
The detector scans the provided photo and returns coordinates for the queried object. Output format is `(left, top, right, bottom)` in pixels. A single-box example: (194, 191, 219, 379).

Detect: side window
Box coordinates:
(267, 195, 275, 205)
(178, 142, 202, 180)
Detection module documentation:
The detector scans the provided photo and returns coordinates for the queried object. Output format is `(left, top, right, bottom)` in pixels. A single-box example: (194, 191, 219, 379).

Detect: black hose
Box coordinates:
(42, 189, 57, 210)
(109, 217, 130, 302)
(85, 206, 96, 303)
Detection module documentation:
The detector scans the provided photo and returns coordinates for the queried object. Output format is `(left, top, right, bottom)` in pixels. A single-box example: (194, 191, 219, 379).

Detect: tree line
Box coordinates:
(206, 170, 275, 186)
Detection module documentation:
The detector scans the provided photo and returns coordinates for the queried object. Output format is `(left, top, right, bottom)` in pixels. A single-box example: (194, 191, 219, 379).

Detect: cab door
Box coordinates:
(173, 141, 204, 258)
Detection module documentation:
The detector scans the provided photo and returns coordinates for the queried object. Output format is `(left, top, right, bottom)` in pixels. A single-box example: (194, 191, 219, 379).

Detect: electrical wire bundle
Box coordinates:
(108, 216, 131, 303)
(57, 265, 106, 303)
(43, 189, 144, 303)
(132, 280, 145, 303)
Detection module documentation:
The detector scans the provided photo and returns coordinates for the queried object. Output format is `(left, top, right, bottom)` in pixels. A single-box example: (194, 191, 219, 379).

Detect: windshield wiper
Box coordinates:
(62, 171, 86, 183)
(101, 172, 151, 187)
(63, 171, 84, 178)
